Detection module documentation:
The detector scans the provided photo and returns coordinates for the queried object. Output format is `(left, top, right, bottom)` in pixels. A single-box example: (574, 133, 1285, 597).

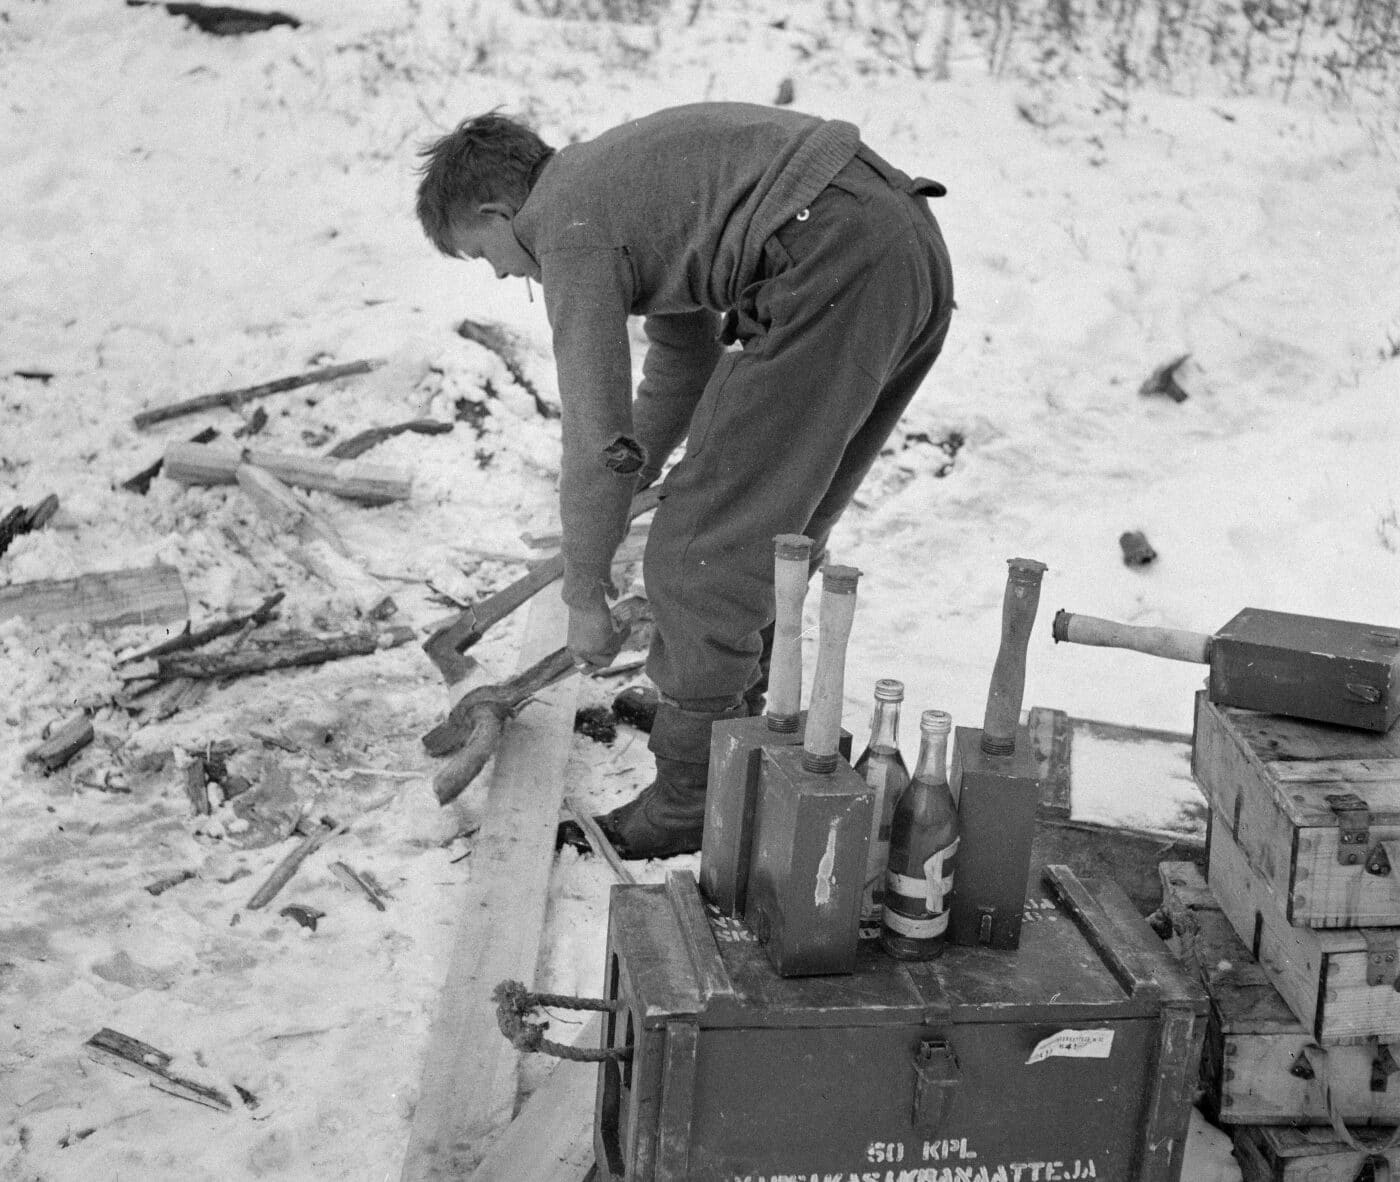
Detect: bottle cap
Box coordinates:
(919, 709, 952, 735)
(873, 678, 905, 702)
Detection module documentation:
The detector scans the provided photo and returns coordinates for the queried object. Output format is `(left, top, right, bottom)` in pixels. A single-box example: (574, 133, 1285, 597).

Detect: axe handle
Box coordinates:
(766, 534, 813, 731)
(422, 485, 661, 681)
(1052, 610, 1212, 665)
(981, 557, 1049, 756)
(803, 565, 861, 772)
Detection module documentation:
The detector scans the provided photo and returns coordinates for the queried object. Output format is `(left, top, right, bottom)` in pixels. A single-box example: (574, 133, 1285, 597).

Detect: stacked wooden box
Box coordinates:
(1160, 691, 1400, 1180)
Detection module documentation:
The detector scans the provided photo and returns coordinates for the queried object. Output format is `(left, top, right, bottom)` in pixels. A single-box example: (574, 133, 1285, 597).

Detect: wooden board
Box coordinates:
(1159, 861, 1400, 1126)
(1208, 822, 1400, 1045)
(0, 565, 187, 630)
(1234, 1124, 1400, 1181)
(400, 585, 582, 1181)
(467, 1015, 600, 1182)
(1195, 693, 1400, 928)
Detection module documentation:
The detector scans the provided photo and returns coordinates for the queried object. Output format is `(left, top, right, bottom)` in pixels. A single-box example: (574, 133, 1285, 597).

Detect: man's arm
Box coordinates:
(541, 248, 642, 663)
(632, 310, 724, 487)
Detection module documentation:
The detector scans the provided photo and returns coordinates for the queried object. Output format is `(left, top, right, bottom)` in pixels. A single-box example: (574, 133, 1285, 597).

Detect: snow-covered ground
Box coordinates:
(2, 0, 1397, 1178)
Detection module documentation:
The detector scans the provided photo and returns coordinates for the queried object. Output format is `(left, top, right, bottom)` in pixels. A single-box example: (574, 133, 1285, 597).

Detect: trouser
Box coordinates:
(643, 150, 956, 712)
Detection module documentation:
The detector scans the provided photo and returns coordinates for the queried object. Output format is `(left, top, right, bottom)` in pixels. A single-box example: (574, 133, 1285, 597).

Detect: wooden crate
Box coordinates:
(1235, 1124, 1400, 1181)
(1209, 822, 1400, 1045)
(597, 868, 1205, 1182)
(1193, 693, 1400, 929)
(1160, 861, 1400, 1126)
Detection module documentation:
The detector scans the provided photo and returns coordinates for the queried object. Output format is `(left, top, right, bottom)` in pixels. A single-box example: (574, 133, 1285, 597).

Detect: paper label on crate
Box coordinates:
(1026, 1028, 1115, 1065)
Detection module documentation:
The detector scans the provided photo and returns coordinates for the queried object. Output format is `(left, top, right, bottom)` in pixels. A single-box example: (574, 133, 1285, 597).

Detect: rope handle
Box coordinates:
(1304, 1045, 1400, 1162)
(492, 979, 632, 1063)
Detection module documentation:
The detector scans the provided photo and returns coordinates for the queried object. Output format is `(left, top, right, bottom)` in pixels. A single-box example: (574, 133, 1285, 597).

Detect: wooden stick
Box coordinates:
(802, 565, 861, 772)
(119, 591, 284, 664)
(153, 625, 414, 682)
(236, 465, 394, 618)
(122, 426, 219, 494)
(562, 798, 636, 885)
(327, 419, 453, 460)
(422, 486, 660, 683)
(980, 557, 1049, 756)
(456, 319, 557, 420)
(1052, 610, 1212, 665)
(766, 534, 813, 731)
(246, 820, 346, 911)
(133, 359, 381, 429)
(330, 861, 387, 910)
(163, 440, 411, 505)
(0, 565, 187, 630)
(84, 1028, 232, 1111)
(25, 715, 94, 771)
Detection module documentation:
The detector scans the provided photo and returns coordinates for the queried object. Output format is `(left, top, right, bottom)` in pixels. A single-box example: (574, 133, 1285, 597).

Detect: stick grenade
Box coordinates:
(701, 536, 852, 915)
(948, 557, 1049, 951)
(1053, 606, 1400, 732)
(743, 566, 873, 976)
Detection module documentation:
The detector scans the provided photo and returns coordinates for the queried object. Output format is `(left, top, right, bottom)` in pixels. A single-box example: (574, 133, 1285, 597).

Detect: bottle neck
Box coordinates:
(868, 698, 902, 751)
(913, 729, 950, 785)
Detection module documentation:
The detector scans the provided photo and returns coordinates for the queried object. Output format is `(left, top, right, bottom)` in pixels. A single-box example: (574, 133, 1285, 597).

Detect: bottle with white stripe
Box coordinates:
(854, 679, 911, 933)
(880, 709, 959, 961)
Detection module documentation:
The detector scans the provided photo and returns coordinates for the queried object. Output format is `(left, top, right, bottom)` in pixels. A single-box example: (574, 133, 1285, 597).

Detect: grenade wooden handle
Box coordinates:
(803, 565, 861, 773)
(1052, 610, 1212, 665)
(981, 558, 1049, 756)
(767, 534, 813, 733)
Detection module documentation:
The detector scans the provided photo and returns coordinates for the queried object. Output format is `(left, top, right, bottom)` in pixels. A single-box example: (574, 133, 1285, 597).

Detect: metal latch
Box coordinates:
(1368, 842, 1400, 877)
(1330, 793, 1373, 865)
(1289, 1046, 1318, 1079)
(1372, 1041, 1400, 1092)
(912, 1039, 961, 1134)
(1362, 929, 1399, 987)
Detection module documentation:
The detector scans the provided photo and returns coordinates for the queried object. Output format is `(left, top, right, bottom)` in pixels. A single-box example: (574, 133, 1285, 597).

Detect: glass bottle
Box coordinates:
(853, 679, 910, 932)
(881, 709, 959, 961)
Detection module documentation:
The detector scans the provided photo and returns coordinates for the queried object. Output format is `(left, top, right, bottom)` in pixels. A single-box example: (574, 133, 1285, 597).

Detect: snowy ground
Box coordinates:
(2, 0, 1398, 1178)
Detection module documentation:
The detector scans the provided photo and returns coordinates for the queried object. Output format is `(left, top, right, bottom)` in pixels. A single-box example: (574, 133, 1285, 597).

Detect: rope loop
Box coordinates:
(492, 979, 632, 1063)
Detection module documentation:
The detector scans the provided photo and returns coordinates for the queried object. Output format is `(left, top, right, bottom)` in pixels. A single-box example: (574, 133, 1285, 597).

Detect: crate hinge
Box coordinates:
(1362, 929, 1399, 988)
(1329, 793, 1372, 866)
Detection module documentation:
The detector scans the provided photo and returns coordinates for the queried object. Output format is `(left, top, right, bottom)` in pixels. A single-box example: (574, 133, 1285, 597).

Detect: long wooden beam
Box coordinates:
(401, 584, 581, 1180)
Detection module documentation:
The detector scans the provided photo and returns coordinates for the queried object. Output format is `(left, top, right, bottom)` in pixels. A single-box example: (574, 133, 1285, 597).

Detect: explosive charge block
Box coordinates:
(947, 724, 1042, 950)
(743, 745, 872, 977)
(700, 714, 852, 917)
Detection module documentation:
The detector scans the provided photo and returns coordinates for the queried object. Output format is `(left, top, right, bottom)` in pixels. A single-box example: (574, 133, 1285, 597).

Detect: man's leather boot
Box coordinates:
(596, 699, 747, 860)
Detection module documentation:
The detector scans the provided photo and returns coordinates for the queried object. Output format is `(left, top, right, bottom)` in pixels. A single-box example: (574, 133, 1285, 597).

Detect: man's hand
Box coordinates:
(567, 596, 624, 671)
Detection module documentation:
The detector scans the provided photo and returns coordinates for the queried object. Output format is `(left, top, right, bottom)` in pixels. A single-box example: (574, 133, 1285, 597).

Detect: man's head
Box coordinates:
(415, 113, 553, 280)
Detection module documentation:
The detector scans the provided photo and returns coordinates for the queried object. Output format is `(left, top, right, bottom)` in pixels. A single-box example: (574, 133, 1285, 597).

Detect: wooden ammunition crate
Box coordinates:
(1193, 693, 1400, 929)
(1234, 1124, 1400, 1181)
(1209, 822, 1400, 1045)
(1161, 861, 1400, 1126)
(594, 868, 1205, 1182)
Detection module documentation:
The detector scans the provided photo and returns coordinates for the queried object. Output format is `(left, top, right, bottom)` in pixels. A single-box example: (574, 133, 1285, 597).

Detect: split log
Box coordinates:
(456, 319, 557, 420)
(327, 420, 453, 460)
(145, 869, 196, 896)
(151, 625, 414, 682)
(183, 756, 211, 816)
(0, 493, 59, 558)
(132, 359, 378, 429)
(118, 590, 284, 664)
(422, 486, 659, 683)
(122, 426, 218, 494)
(84, 1028, 232, 1111)
(164, 441, 411, 505)
(26, 715, 95, 771)
(246, 818, 345, 910)
(235, 465, 394, 618)
(0, 565, 187, 630)
(428, 598, 647, 805)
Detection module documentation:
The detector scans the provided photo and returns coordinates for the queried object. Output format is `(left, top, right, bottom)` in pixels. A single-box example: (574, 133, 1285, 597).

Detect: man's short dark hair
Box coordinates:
(415, 113, 554, 257)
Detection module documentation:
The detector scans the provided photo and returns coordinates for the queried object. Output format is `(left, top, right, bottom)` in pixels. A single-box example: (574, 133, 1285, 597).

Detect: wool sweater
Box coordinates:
(511, 102, 861, 608)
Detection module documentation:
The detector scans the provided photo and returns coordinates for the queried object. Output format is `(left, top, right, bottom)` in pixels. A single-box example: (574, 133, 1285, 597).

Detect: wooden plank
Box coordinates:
(163, 440, 411, 504)
(466, 1015, 601, 1182)
(1270, 759, 1400, 785)
(1028, 705, 1072, 818)
(0, 565, 187, 630)
(401, 584, 580, 1181)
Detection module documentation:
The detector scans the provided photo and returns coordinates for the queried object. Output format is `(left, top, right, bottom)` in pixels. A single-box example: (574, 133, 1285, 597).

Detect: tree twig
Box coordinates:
(133, 359, 382, 429)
